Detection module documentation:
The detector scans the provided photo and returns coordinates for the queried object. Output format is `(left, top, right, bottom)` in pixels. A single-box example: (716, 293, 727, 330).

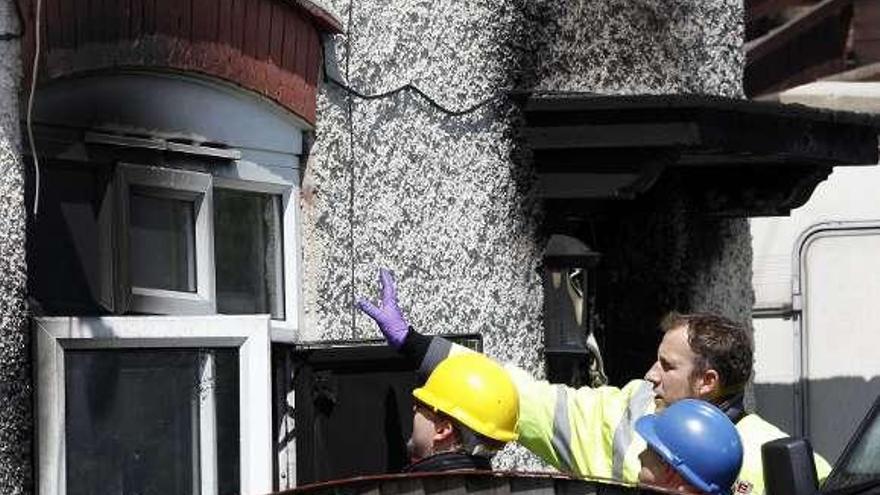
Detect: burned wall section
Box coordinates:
(593, 175, 754, 385)
(301, 0, 748, 471)
(0, 0, 31, 492)
(511, 1, 744, 96)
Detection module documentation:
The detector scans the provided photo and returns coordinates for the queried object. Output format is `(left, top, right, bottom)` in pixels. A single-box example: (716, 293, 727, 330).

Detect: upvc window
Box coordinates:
(115, 164, 215, 314)
(29, 72, 308, 495)
(31, 158, 301, 335)
(213, 188, 284, 319)
(212, 167, 302, 341)
(35, 315, 273, 495)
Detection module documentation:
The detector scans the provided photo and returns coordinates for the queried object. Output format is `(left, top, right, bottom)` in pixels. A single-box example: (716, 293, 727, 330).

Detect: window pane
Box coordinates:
(65, 349, 240, 495)
(129, 191, 197, 292)
(214, 189, 284, 319)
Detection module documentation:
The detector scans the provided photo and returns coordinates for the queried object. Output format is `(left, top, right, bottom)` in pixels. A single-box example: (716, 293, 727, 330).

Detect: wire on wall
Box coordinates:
(26, 0, 43, 217)
(321, 36, 509, 117)
(323, 15, 512, 339)
(346, 0, 357, 339)
(325, 76, 507, 117)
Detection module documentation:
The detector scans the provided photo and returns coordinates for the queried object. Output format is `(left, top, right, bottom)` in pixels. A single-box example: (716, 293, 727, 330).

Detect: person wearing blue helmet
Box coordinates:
(358, 269, 830, 494)
(635, 399, 743, 495)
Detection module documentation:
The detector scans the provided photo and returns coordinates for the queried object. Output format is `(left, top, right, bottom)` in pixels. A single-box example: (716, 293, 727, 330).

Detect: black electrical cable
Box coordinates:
(327, 13, 523, 338)
(326, 75, 507, 117)
(346, 0, 357, 339)
(320, 29, 510, 117)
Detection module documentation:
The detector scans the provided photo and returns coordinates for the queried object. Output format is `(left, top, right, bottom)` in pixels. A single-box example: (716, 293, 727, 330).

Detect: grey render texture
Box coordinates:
(0, 0, 31, 492)
(301, 0, 751, 469)
(0, 0, 753, 488)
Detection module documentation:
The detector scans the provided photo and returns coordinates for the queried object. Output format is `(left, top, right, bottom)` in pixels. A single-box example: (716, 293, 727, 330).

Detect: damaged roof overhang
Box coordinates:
(521, 93, 880, 217)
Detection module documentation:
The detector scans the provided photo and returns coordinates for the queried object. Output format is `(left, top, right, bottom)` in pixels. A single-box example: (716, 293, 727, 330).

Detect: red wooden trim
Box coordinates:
(95, 0, 108, 43)
(130, 0, 144, 40)
(282, 8, 297, 73)
(181, 0, 193, 42)
(270, 2, 284, 66)
(242, 0, 259, 57)
(193, 0, 217, 42)
(20, 0, 325, 124)
(257, 0, 271, 60)
(217, 0, 232, 43)
(305, 23, 318, 86)
(123, 0, 134, 41)
(231, 0, 245, 51)
(286, 0, 342, 33)
(143, 0, 156, 35)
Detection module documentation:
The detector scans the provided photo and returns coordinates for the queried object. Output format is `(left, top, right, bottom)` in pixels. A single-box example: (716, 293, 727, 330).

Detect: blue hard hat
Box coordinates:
(635, 399, 744, 495)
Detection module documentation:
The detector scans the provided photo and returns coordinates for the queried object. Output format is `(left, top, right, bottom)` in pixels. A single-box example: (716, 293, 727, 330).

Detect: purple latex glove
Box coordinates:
(356, 268, 410, 349)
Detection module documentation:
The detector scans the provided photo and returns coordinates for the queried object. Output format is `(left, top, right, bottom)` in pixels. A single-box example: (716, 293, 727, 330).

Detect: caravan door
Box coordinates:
(797, 223, 880, 462)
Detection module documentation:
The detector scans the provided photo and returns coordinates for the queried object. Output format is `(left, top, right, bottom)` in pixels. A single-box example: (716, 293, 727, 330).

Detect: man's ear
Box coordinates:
(666, 466, 700, 494)
(697, 368, 721, 399)
(433, 417, 456, 442)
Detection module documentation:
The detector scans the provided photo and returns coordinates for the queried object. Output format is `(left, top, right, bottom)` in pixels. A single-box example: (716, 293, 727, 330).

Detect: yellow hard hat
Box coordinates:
(413, 352, 519, 443)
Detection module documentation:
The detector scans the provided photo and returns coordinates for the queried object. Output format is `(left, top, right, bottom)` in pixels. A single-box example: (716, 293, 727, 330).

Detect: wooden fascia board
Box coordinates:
(745, 0, 852, 62)
(747, 0, 813, 24)
(288, 0, 344, 33)
(822, 61, 880, 82)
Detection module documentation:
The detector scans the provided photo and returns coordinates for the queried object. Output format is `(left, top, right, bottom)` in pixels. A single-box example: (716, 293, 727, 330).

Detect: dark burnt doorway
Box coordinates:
(277, 335, 481, 486)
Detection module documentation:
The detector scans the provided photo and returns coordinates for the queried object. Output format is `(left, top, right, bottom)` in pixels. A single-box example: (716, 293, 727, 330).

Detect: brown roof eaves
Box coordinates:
(289, 0, 345, 33)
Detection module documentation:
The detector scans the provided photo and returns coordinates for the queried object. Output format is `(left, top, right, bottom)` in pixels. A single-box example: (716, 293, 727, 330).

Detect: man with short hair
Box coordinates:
(403, 352, 519, 472)
(357, 269, 830, 493)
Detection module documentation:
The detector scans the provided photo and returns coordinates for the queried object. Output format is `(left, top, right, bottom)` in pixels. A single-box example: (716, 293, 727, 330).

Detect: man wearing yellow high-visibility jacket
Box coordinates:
(357, 269, 832, 495)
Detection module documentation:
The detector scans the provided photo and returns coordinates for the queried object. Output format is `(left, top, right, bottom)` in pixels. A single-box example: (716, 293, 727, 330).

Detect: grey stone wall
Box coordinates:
(0, 0, 31, 492)
(301, 0, 749, 470)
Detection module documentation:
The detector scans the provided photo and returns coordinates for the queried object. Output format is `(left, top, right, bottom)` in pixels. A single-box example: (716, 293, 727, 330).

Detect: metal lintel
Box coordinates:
(85, 131, 165, 150)
(85, 131, 241, 161)
(167, 141, 242, 160)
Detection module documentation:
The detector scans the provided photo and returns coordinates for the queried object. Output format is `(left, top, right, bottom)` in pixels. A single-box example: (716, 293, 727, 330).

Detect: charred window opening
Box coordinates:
(278, 335, 482, 486)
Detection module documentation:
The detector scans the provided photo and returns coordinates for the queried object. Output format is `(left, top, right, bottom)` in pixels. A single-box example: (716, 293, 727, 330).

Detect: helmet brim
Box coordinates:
(634, 415, 725, 495)
(413, 386, 518, 443)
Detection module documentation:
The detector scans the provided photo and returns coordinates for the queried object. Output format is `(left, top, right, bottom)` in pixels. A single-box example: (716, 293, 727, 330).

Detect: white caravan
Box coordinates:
(751, 82, 880, 464)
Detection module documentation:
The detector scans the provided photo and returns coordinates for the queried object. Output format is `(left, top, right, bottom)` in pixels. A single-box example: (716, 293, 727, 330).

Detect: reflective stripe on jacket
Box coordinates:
(421, 337, 652, 481)
(507, 367, 653, 481)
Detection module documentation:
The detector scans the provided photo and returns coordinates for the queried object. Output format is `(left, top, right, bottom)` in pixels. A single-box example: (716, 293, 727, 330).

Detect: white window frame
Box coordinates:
(115, 163, 215, 315)
(105, 159, 302, 339)
(34, 315, 273, 495)
(213, 159, 302, 342)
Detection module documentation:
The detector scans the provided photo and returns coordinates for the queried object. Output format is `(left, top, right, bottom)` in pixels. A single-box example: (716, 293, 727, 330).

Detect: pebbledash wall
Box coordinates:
(301, 0, 752, 469)
(0, 0, 30, 492)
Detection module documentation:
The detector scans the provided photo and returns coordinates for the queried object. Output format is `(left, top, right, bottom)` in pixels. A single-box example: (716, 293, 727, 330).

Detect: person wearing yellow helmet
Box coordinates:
(357, 268, 831, 493)
(404, 352, 519, 472)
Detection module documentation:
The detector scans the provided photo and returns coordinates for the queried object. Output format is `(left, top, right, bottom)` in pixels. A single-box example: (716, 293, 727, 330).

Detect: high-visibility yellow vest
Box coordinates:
(431, 338, 832, 495)
(732, 414, 832, 495)
(439, 341, 652, 482)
